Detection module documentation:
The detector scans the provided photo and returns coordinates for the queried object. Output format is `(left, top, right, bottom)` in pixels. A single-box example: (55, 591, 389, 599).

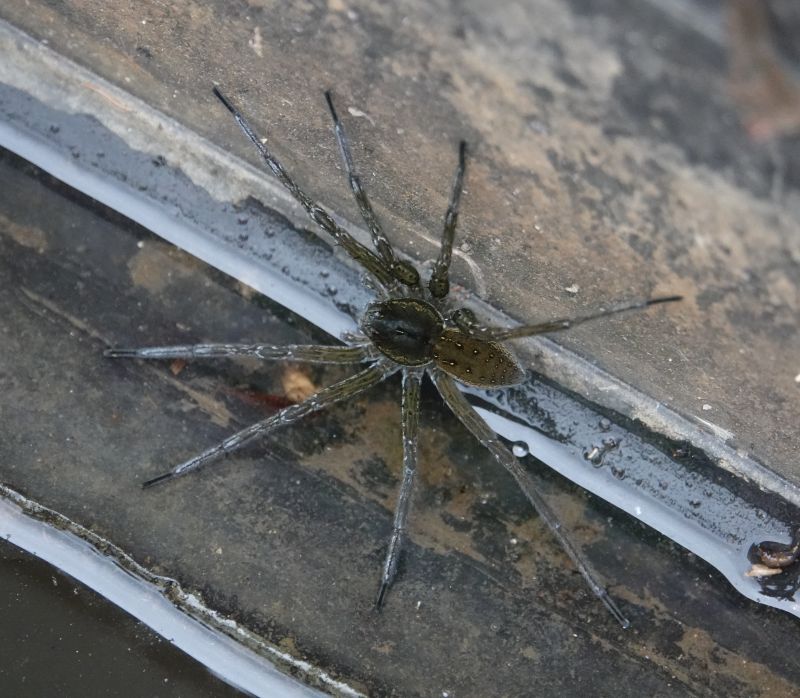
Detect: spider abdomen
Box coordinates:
(362, 298, 444, 366)
(432, 329, 524, 387)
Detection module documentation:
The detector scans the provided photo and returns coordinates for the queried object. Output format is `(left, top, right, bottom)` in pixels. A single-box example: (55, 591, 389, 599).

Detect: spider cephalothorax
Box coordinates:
(107, 86, 681, 626)
(361, 298, 444, 366)
(361, 298, 526, 387)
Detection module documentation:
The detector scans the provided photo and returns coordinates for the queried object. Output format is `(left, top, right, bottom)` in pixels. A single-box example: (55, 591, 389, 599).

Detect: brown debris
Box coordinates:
(745, 563, 784, 577)
(281, 365, 317, 404)
(169, 358, 187, 375)
(728, 0, 800, 140)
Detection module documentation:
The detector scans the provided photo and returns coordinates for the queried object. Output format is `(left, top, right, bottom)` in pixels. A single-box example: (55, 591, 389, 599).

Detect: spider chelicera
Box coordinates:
(107, 86, 682, 627)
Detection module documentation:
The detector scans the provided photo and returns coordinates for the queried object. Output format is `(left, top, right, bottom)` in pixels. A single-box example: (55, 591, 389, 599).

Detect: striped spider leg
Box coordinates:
(105, 343, 394, 487)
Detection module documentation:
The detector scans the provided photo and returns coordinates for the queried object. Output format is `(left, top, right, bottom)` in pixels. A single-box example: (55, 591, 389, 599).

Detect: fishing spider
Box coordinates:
(107, 87, 681, 627)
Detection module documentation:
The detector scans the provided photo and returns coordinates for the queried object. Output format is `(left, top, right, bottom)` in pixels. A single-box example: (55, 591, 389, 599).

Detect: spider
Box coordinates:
(106, 86, 682, 628)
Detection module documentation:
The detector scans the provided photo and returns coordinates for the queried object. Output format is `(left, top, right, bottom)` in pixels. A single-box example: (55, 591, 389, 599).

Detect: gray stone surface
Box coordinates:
(1, 0, 796, 485)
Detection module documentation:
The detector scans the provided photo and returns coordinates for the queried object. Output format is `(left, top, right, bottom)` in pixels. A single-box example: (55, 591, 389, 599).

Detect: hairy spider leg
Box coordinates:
(213, 87, 396, 290)
(429, 140, 468, 299)
(476, 295, 684, 341)
(140, 360, 397, 488)
(432, 369, 631, 628)
(324, 91, 420, 288)
(105, 343, 375, 363)
(377, 369, 423, 608)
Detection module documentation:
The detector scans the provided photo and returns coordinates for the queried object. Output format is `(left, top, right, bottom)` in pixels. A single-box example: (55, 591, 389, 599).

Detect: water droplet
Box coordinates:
(237, 216, 249, 225)
(611, 466, 626, 480)
(584, 446, 603, 466)
(528, 119, 549, 135)
(511, 441, 529, 457)
(319, 270, 330, 278)
(598, 418, 611, 431)
(325, 284, 338, 297)
(584, 437, 618, 466)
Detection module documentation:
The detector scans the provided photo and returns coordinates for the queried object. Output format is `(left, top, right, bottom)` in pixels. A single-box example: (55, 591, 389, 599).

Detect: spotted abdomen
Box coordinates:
(432, 329, 524, 387)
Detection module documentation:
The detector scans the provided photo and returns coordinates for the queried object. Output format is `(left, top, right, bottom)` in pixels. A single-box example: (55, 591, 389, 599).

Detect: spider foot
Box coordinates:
(598, 589, 630, 629)
(141, 471, 178, 489)
(375, 579, 391, 610)
(141, 447, 220, 489)
(105, 348, 141, 358)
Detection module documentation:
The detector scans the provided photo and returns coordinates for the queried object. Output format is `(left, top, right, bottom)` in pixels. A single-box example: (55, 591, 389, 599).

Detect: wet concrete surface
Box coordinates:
(2, 148, 800, 695)
(0, 0, 797, 490)
(0, 538, 245, 698)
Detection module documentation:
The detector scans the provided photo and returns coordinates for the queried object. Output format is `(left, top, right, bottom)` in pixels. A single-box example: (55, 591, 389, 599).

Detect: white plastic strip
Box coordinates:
(0, 489, 360, 698)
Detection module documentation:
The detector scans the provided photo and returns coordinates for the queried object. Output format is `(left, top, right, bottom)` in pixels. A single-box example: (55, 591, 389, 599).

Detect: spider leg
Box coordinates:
(213, 87, 395, 289)
(475, 295, 683, 341)
(142, 360, 397, 489)
(105, 343, 376, 363)
(324, 91, 419, 288)
(429, 140, 467, 299)
(376, 368, 422, 608)
(432, 369, 631, 628)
